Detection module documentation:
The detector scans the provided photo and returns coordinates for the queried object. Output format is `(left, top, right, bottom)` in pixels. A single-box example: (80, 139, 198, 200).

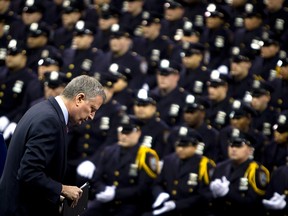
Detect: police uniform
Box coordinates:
(210, 131, 270, 216)
(205, 71, 233, 131)
(149, 128, 215, 216)
(150, 60, 188, 127)
(231, 4, 266, 57)
(200, 4, 233, 70)
(269, 57, 288, 112)
(160, 1, 186, 42)
(263, 165, 288, 216)
(92, 4, 121, 52)
(133, 89, 170, 159)
(249, 79, 278, 141)
(227, 53, 255, 100)
(132, 11, 181, 89)
(25, 22, 53, 73)
(61, 20, 107, 79)
(83, 115, 159, 216)
(261, 110, 288, 173)
(0, 40, 42, 124)
(52, 0, 86, 51)
(179, 42, 211, 97)
(217, 100, 267, 162)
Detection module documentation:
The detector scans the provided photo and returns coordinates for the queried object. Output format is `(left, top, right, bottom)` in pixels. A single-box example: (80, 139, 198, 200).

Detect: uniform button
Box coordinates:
(278, 99, 283, 104)
(129, 179, 135, 184)
(84, 134, 90, 139)
(1, 84, 5, 89)
(173, 180, 178, 185)
(82, 152, 87, 157)
(172, 190, 177, 195)
(189, 188, 193, 193)
(0, 92, 3, 97)
(83, 143, 89, 149)
(66, 72, 72, 78)
(114, 171, 119, 176)
(86, 124, 91, 129)
(113, 181, 119, 186)
(69, 64, 74, 69)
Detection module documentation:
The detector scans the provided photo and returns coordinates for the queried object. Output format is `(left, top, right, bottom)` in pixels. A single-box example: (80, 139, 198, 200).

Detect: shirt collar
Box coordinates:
(55, 95, 69, 125)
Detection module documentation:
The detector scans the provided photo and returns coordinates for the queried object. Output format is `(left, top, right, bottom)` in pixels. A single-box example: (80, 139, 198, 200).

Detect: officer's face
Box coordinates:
(175, 145, 196, 159)
(69, 93, 104, 125)
(260, 45, 279, 59)
(44, 85, 65, 99)
(182, 54, 202, 69)
(38, 65, 60, 80)
(228, 144, 252, 164)
(266, 0, 284, 11)
(62, 12, 81, 28)
(27, 35, 48, 48)
(164, 8, 184, 21)
(118, 130, 141, 147)
(244, 17, 262, 31)
(251, 95, 270, 111)
(127, 1, 143, 14)
(230, 116, 251, 131)
(230, 61, 251, 78)
(133, 104, 156, 119)
(22, 12, 42, 25)
(279, 65, 288, 80)
(72, 34, 94, 49)
(5, 53, 27, 70)
(205, 17, 223, 29)
(183, 110, 203, 127)
(99, 18, 118, 30)
(208, 85, 227, 101)
(273, 130, 288, 144)
(157, 73, 179, 92)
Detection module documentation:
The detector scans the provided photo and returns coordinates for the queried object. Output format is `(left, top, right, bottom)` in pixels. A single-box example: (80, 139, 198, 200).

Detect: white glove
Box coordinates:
(263, 192, 286, 210)
(76, 160, 96, 179)
(152, 192, 170, 208)
(3, 122, 17, 140)
(0, 116, 10, 132)
(153, 201, 176, 215)
(210, 176, 230, 198)
(96, 185, 116, 203)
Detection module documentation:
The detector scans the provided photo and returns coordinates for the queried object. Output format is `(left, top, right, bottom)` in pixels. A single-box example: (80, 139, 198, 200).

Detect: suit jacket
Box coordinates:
(0, 97, 67, 216)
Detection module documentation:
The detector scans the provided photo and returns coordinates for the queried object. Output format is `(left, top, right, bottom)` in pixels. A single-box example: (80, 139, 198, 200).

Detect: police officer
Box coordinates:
(179, 42, 211, 96)
(262, 163, 288, 216)
(217, 100, 266, 163)
(52, 0, 86, 51)
(261, 110, 288, 173)
(160, 0, 186, 42)
(119, 0, 145, 38)
(205, 70, 233, 130)
(83, 114, 159, 216)
(61, 20, 107, 79)
(0, 39, 42, 143)
(227, 50, 254, 100)
(65, 73, 124, 185)
(132, 11, 181, 89)
(37, 46, 63, 81)
(132, 88, 170, 159)
(25, 22, 53, 72)
(93, 3, 121, 52)
(150, 59, 188, 127)
(200, 3, 232, 71)
(249, 79, 278, 141)
(100, 23, 148, 90)
(146, 127, 215, 216)
(209, 129, 270, 216)
(269, 57, 288, 112)
(168, 94, 219, 161)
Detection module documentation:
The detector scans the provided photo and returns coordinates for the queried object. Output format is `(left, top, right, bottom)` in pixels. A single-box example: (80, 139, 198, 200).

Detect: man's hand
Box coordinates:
(3, 122, 17, 140)
(210, 176, 230, 198)
(61, 185, 83, 208)
(0, 116, 9, 132)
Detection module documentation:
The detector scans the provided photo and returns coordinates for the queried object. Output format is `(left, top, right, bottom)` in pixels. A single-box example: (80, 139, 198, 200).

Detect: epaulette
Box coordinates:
(244, 162, 270, 195)
(199, 156, 216, 185)
(135, 145, 159, 178)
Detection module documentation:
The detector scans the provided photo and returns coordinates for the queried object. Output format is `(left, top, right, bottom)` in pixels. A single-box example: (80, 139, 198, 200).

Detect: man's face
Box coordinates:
(228, 143, 252, 163)
(69, 94, 104, 125)
(133, 104, 156, 119)
(175, 145, 196, 159)
(5, 53, 26, 70)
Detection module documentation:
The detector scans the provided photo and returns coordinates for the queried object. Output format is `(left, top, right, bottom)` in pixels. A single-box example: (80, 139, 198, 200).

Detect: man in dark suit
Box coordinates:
(0, 75, 106, 216)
